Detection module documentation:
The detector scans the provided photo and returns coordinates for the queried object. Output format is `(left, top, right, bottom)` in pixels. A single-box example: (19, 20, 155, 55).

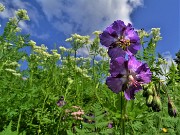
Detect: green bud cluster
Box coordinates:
(143, 83, 162, 112)
(15, 9, 30, 21)
(138, 29, 149, 39)
(59, 46, 67, 55)
(157, 58, 167, 65)
(152, 96, 162, 112)
(66, 33, 89, 51)
(0, 3, 5, 12)
(5, 68, 21, 77)
(151, 28, 162, 42)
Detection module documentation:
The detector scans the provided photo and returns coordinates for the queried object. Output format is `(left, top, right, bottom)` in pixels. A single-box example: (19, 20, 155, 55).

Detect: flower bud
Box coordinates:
(0, 3, 5, 12)
(28, 40, 36, 47)
(146, 95, 153, 107)
(108, 122, 113, 128)
(147, 88, 154, 96)
(16, 9, 30, 20)
(152, 96, 162, 112)
(168, 99, 177, 117)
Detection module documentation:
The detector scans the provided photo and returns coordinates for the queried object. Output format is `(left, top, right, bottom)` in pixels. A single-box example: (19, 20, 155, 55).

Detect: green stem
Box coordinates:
(56, 112, 63, 135)
(74, 49, 79, 103)
(38, 93, 48, 135)
(17, 113, 22, 134)
(120, 92, 127, 135)
(92, 55, 95, 82)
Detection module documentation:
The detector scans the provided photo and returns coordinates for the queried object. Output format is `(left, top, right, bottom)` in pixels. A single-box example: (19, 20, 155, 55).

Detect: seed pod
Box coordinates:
(168, 99, 177, 117)
(146, 95, 153, 107)
(147, 88, 154, 96)
(152, 96, 162, 112)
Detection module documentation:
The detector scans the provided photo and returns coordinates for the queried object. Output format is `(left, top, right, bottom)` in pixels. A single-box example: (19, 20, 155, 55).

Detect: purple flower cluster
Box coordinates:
(100, 20, 152, 100)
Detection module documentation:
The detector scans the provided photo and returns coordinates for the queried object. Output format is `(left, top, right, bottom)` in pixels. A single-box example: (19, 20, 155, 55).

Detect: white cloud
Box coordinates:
(0, 7, 13, 19)
(128, 0, 143, 8)
(0, 0, 144, 53)
(54, 21, 74, 35)
(36, 0, 143, 36)
(0, 0, 45, 38)
(162, 51, 175, 67)
(159, 51, 177, 80)
(19, 21, 29, 31)
(77, 47, 89, 57)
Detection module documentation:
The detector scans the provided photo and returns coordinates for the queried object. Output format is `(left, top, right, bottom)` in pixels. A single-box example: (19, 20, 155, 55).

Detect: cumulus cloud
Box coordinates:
(0, 0, 46, 38)
(36, 0, 143, 36)
(0, 0, 144, 55)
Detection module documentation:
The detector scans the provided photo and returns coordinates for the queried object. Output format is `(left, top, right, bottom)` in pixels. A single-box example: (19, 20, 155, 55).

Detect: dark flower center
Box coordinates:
(115, 36, 130, 50)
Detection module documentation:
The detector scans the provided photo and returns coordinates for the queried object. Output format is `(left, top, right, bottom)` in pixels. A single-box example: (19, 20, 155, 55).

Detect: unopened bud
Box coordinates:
(147, 88, 154, 96)
(152, 96, 162, 112)
(168, 99, 177, 117)
(146, 95, 153, 107)
(0, 3, 5, 12)
(16, 9, 30, 20)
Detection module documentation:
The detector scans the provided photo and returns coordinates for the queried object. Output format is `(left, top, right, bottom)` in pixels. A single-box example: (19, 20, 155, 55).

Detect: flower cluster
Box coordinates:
(143, 83, 162, 112)
(100, 20, 152, 100)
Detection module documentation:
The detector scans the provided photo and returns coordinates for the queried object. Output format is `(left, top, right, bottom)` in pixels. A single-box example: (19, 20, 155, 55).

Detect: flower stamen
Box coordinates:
(116, 37, 131, 50)
(128, 75, 139, 87)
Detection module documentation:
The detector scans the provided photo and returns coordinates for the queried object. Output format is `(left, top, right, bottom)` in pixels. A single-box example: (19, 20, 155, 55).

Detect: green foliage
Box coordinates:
(0, 4, 179, 135)
(0, 122, 26, 135)
(174, 50, 180, 65)
(73, 104, 113, 135)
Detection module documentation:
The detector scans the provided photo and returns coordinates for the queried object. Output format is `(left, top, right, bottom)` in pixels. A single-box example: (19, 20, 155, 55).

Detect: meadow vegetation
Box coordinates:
(0, 4, 179, 135)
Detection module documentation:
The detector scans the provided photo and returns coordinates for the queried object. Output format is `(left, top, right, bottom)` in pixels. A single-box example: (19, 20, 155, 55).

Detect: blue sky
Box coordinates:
(0, 0, 179, 59)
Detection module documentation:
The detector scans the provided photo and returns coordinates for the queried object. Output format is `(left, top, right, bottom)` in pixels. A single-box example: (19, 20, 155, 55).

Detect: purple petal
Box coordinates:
(123, 25, 140, 55)
(124, 29, 140, 43)
(128, 56, 143, 71)
(136, 63, 152, 83)
(127, 43, 141, 55)
(110, 57, 127, 77)
(124, 85, 142, 100)
(99, 31, 115, 47)
(106, 77, 124, 94)
(106, 26, 119, 38)
(108, 47, 126, 60)
(127, 23, 132, 28)
(111, 20, 126, 36)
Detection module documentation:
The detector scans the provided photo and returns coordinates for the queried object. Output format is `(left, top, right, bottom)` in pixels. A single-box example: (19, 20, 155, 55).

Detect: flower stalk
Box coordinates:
(120, 92, 127, 135)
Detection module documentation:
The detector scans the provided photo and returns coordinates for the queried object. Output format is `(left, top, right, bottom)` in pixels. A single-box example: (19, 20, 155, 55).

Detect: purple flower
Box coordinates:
(106, 56, 152, 100)
(100, 20, 140, 59)
(108, 122, 113, 128)
(57, 96, 66, 107)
